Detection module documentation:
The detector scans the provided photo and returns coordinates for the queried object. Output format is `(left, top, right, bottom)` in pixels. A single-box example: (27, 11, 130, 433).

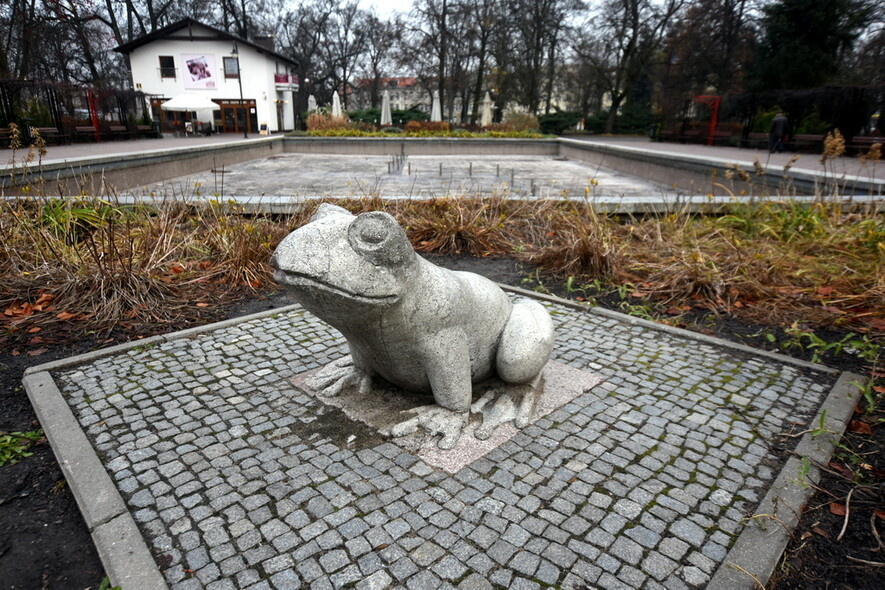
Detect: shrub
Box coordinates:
(404, 120, 450, 133)
(348, 121, 377, 133)
(615, 105, 656, 134)
(504, 112, 540, 132)
(307, 113, 349, 131)
(538, 111, 582, 135)
(382, 126, 403, 134)
(484, 122, 515, 133)
(392, 106, 430, 125)
(348, 108, 381, 124)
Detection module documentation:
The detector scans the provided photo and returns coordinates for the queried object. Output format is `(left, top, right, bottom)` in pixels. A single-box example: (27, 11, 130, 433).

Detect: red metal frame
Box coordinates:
(693, 95, 720, 146)
(87, 90, 102, 142)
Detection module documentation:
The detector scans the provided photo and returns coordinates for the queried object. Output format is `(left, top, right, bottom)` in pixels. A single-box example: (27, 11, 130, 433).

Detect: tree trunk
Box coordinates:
(605, 93, 624, 134)
(470, 33, 488, 124)
(438, 0, 448, 114)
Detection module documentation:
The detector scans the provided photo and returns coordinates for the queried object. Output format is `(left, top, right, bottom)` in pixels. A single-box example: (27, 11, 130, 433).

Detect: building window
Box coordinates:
(159, 56, 176, 78)
(223, 57, 240, 79)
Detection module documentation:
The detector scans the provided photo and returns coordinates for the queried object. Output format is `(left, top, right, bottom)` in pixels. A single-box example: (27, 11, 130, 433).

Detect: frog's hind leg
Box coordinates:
(495, 299, 554, 385)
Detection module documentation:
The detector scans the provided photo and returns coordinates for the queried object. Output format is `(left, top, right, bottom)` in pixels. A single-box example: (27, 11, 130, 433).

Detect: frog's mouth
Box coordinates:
(274, 270, 399, 304)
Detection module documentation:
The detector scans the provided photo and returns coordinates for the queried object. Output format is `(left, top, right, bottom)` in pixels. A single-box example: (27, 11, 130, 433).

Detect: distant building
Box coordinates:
(114, 18, 299, 134)
(349, 77, 427, 112)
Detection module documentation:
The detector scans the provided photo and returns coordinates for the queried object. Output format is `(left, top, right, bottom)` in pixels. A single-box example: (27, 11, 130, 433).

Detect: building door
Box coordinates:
(220, 101, 257, 133)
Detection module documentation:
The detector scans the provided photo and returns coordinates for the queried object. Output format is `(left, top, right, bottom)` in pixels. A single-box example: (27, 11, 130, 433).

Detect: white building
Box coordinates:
(115, 18, 299, 134)
(349, 77, 426, 112)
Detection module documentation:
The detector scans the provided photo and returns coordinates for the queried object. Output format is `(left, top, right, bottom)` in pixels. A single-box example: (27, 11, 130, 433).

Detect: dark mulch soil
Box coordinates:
(0, 254, 881, 589)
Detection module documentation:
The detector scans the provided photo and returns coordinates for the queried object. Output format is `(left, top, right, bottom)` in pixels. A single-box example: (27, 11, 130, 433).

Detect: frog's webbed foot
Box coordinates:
(471, 377, 542, 440)
(306, 357, 371, 397)
(387, 405, 468, 450)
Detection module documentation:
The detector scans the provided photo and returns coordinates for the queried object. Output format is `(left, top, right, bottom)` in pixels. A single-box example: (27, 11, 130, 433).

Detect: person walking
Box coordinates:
(770, 112, 789, 153)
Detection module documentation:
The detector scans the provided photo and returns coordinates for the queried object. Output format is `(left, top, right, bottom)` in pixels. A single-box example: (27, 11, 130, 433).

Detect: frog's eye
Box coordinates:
(348, 212, 414, 266)
(356, 218, 387, 244)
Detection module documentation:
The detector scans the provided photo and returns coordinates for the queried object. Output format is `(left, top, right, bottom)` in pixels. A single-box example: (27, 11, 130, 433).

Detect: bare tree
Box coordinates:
(361, 12, 400, 109)
(408, 0, 452, 113)
(506, 0, 584, 114)
(465, 0, 499, 123)
(278, 0, 337, 121)
(576, 0, 685, 133)
(323, 1, 368, 110)
(663, 0, 754, 95)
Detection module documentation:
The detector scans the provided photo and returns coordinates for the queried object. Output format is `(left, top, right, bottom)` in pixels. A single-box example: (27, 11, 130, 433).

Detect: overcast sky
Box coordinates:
(359, 0, 407, 19)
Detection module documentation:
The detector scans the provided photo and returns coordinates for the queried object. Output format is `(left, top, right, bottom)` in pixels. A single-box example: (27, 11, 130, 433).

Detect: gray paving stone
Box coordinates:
(411, 540, 445, 567)
(610, 536, 644, 565)
(431, 555, 467, 581)
(456, 573, 493, 590)
(356, 570, 394, 590)
(406, 570, 442, 590)
(390, 556, 419, 581)
(319, 549, 349, 573)
(269, 569, 300, 590)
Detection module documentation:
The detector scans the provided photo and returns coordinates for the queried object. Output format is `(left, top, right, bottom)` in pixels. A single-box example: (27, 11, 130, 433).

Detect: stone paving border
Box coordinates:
(23, 292, 862, 590)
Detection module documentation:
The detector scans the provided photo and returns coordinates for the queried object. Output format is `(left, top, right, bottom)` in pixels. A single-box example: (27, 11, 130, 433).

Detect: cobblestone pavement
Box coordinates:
(54, 299, 834, 590)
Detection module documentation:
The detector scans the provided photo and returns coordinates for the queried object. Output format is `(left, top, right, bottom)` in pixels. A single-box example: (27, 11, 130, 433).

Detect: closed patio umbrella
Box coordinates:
(480, 91, 492, 127)
(381, 90, 392, 126)
(332, 91, 342, 118)
(431, 90, 441, 122)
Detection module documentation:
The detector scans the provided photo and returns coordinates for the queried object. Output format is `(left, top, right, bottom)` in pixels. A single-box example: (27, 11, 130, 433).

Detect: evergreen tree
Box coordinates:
(754, 0, 870, 90)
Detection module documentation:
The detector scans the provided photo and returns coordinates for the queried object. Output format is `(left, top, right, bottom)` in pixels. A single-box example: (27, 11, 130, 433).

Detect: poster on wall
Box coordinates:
(183, 55, 216, 89)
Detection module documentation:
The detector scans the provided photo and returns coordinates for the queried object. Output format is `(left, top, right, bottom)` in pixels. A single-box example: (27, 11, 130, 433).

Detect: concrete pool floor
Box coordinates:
(125, 153, 673, 200)
(10, 135, 885, 184)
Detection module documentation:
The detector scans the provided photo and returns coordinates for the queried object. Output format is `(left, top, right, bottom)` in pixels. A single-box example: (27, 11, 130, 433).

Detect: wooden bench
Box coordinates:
(74, 126, 100, 142)
(656, 127, 680, 142)
(791, 134, 824, 152)
(136, 124, 158, 138)
(680, 129, 705, 143)
(109, 125, 131, 139)
(32, 126, 69, 145)
(711, 130, 734, 146)
(846, 136, 882, 154)
(742, 132, 769, 149)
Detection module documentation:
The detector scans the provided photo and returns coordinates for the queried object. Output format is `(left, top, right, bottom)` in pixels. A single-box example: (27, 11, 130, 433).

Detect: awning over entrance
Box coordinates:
(160, 94, 219, 112)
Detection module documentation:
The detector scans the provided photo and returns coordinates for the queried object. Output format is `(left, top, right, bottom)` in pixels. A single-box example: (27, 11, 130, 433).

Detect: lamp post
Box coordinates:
(231, 41, 248, 138)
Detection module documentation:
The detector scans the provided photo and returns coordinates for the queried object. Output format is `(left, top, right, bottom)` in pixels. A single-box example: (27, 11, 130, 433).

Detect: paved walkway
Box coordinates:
(570, 136, 885, 183)
(3, 134, 257, 166)
(25, 289, 860, 590)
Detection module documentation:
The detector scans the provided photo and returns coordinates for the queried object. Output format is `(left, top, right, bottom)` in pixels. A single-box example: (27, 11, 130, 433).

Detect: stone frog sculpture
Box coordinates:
(270, 203, 554, 449)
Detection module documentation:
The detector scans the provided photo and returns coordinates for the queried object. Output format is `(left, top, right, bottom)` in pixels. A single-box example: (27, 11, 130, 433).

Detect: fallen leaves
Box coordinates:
(830, 502, 847, 516)
(848, 420, 874, 435)
(828, 461, 855, 479)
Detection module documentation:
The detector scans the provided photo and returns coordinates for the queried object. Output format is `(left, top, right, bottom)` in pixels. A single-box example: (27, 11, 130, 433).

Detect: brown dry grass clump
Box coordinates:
(618, 201, 883, 328)
(306, 113, 349, 131)
(404, 121, 451, 133)
(0, 197, 290, 335)
(1, 193, 881, 340)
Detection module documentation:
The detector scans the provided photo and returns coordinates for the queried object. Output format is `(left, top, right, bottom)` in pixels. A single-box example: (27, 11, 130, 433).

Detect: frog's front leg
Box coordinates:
(306, 349, 372, 397)
(387, 328, 472, 449)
